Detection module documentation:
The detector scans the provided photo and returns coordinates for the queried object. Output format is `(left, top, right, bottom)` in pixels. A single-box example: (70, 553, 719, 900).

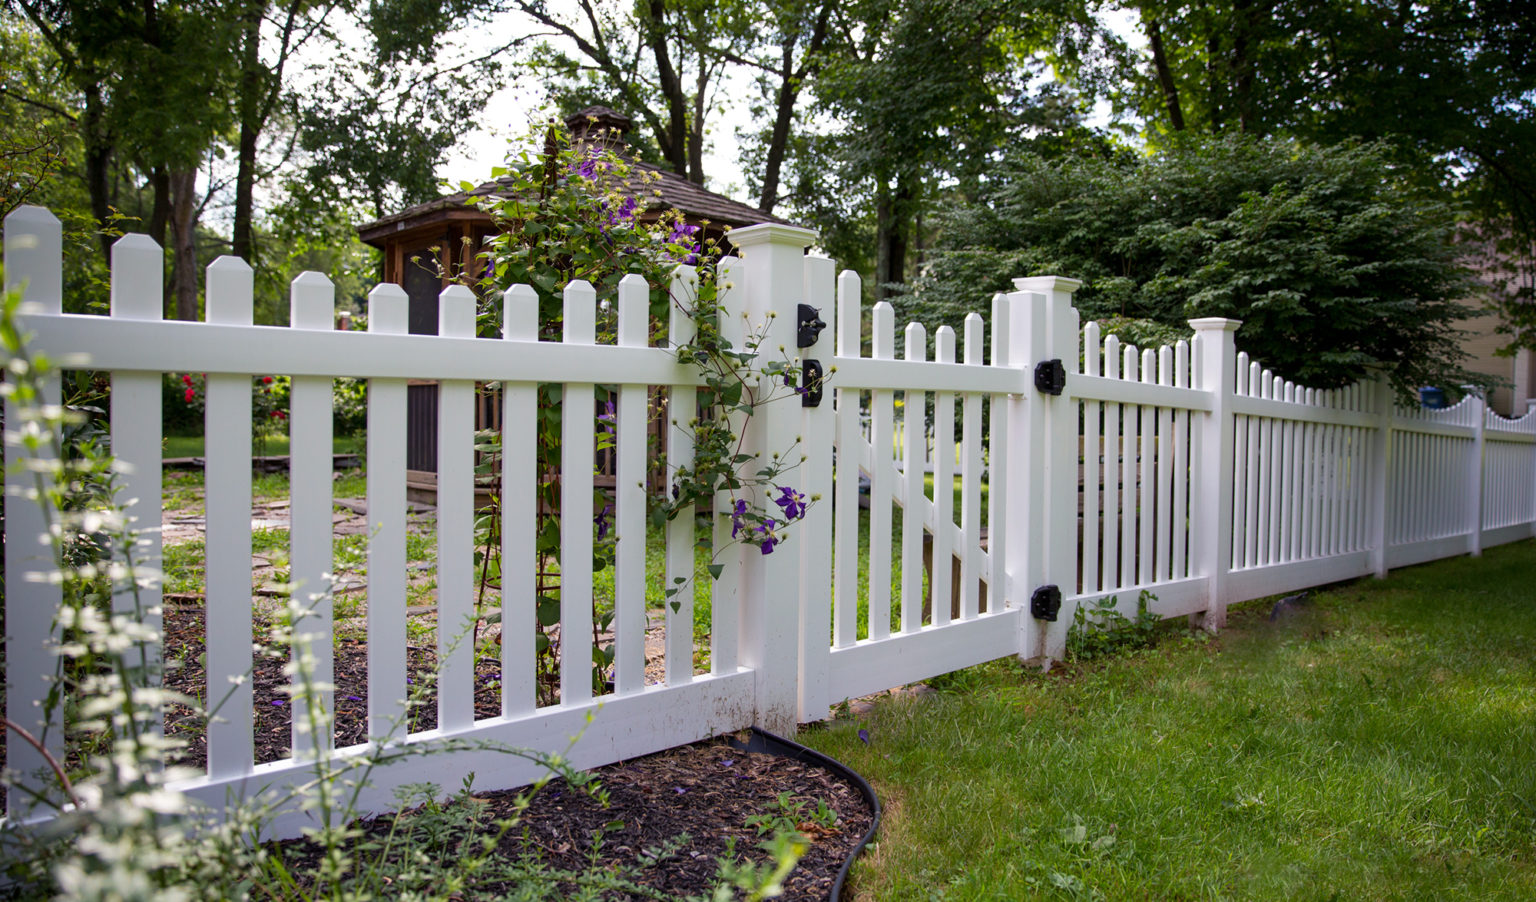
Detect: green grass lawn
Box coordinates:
(800, 540, 1536, 900)
(163, 432, 364, 459)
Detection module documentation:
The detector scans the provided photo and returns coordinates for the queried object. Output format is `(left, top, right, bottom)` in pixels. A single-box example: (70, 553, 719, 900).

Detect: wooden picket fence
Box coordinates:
(5, 205, 1535, 836)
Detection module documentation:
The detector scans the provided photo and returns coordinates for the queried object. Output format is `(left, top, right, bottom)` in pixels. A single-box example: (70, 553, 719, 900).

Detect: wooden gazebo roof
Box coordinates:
(357, 106, 795, 250)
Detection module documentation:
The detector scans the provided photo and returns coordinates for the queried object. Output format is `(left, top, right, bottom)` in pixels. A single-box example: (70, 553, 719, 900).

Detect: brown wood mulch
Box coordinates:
(155, 604, 874, 900)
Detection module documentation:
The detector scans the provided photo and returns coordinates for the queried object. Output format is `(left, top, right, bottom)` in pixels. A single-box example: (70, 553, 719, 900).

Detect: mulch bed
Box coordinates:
(155, 603, 875, 900)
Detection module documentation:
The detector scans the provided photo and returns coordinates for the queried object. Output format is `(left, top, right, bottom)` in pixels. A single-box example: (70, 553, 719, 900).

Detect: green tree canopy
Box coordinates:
(905, 136, 1480, 395)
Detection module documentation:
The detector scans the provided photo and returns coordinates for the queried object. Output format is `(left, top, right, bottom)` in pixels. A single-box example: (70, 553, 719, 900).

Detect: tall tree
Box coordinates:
(13, 0, 236, 318)
(1116, 0, 1536, 338)
(806, 0, 1097, 298)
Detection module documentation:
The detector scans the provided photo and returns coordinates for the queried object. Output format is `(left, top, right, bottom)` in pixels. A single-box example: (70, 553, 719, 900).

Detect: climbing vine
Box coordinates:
(448, 118, 816, 700)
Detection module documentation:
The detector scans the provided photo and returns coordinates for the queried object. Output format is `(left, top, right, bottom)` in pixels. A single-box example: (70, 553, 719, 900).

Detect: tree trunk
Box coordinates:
(874, 175, 914, 301)
(646, 0, 690, 178)
(1144, 16, 1186, 130)
(147, 165, 170, 248)
(756, 3, 832, 214)
(169, 168, 199, 322)
(232, 6, 263, 263)
(82, 84, 114, 264)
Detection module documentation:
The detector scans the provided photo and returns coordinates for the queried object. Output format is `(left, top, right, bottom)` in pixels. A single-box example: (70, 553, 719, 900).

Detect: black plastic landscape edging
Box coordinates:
(727, 727, 882, 902)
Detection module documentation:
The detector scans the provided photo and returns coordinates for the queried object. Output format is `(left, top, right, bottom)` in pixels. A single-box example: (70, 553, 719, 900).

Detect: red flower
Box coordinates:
(262, 376, 273, 384)
(181, 374, 193, 387)
(184, 388, 195, 403)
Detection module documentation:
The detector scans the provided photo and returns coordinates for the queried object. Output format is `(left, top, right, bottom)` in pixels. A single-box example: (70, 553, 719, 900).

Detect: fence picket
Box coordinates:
(613, 275, 649, 695)
(4, 206, 66, 815)
(985, 296, 1008, 614)
(902, 323, 928, 633)
(365, 282, 409, 739)
(710, 260, 742, 674)
(832, 270, 862, 648)
(1172, 340, 1190, 579)
(1122, 345, 1139, 587)
(1082, 323, 1102, 594)
(288, 272, 335, 754)
(205, 257, 256, 778)
(961, 312, 985, 620)
(868, 302, 896, 639)
(109, 235, 165, 761)
(1103, 335, 1122, 590)
(561, 281, 597, 701)
(437, 285, 477, 731)
(1139, 349, 1156, 584)
(1156, 346, 1174, 582)
(932, 326, 957, 625)
(502, 286, 539, 715)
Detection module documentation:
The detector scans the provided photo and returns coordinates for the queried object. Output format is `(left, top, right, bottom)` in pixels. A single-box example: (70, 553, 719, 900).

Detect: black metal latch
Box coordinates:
(1034, 359, 1066, 396)
(797, 304, 826, 348)
(1030, 585, 1062, 622)
(799, 359, 825, 408)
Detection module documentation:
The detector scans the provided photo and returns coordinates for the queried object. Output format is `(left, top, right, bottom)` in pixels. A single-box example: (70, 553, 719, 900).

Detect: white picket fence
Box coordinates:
(5, 205, 1535, 836)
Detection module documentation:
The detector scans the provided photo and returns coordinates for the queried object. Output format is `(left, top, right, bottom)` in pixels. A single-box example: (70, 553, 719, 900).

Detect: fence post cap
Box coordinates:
(1187, 317, 1242, 332)
(3, 204, 60, 230)
(727, 223, 817, 250)
(1011, 275, 1082, 295)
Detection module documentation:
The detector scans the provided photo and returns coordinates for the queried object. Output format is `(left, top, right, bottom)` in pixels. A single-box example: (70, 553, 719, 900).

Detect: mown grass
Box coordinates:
(162, 432, 363, 459)
(800, 539, 1536, 900)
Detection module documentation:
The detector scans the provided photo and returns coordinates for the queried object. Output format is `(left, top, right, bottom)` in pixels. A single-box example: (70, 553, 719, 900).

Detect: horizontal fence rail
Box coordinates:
(5, 204, 1536, 837)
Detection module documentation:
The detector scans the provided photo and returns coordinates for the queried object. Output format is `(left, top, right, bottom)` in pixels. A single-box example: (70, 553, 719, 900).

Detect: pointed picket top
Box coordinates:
(1083, 322, 1101, 377)
(837, 271, 862, 357)
(5, 204, 62, 313)
(1176, 340, 1190, 388)
(207, 256, 253, 325)
(563, 279, 596, 344)
(439, 284, 476, 338)
(904, 321, 927, 362)
(669, 264, 700, 348)
(617, 273, 648, 348)
(290, 272, 335, 331)
(936, 325, 955, 365)
(958, 311, 983, 365)
(367, 282, 408, 334)
(988, 293, 1007, 369)
(872, 302, 895, 360)
(111, 234, 163, 320)
(1104, 334, 1121, 380)
(504, 284, 538, 341)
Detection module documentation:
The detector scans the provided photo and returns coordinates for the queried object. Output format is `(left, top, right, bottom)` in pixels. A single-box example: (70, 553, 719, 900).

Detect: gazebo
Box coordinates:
(356, 106, 797, 494)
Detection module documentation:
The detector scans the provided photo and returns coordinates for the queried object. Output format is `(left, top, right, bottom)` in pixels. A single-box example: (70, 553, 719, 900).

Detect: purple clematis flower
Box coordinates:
(597, 399, 616, 436)
(774, 485, 807, 520)
(756, 518, 778, 555)
(596, 503, 612, 541)
(730, 498, 749, 538)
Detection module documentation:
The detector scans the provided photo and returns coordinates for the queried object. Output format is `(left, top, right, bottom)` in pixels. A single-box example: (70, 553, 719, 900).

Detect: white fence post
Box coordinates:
(729, 223, 817, 736)
(1468, 386, 1486, 557)
(798, 254, 836, 723)
(1189, 317, 1241, 630)
(1367, 374, 1394, 578)
(3, 205, 64, 815)
(1005, 288, 1046, 661)
(1013, 277, 1082, 660)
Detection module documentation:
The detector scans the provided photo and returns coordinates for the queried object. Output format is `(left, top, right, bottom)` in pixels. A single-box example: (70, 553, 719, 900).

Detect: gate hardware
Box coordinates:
(1030, 585, 1062, 622)
(797, 304, 827, 348)
(800, 359, 825, 408)
(1034, 359, 1066, 396)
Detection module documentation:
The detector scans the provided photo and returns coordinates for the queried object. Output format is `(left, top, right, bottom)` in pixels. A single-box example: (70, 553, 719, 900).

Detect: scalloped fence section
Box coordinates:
(6, 205, 1536, 837)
